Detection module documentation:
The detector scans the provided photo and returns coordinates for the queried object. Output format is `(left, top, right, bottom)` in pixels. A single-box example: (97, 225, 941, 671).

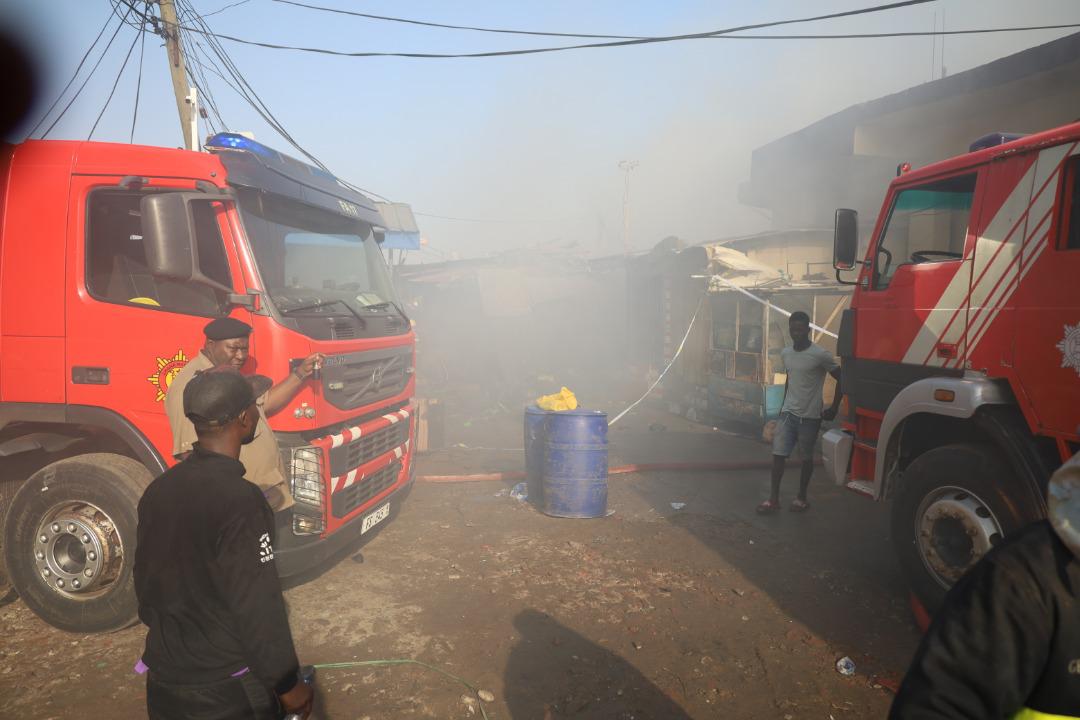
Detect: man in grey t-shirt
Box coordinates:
(757, 311, 841, 514)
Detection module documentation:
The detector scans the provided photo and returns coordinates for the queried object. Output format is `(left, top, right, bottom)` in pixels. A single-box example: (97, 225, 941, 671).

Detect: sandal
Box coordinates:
(756, 499, 781, 515)
(789, 498, 811, 512)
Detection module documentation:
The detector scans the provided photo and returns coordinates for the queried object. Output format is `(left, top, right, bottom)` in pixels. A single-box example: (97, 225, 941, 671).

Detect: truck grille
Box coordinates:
(321, 347, 411, 411)
(328, 420, 410, 477)
(331, 461, 400, 519)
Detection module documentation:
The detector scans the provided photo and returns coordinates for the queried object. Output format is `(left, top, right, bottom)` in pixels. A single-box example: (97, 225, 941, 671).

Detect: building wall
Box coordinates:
(741, 35, 1080, 233)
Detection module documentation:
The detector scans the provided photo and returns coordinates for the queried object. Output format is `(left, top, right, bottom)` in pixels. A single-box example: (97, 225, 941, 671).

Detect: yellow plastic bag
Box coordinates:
(536, 386, 578, 412)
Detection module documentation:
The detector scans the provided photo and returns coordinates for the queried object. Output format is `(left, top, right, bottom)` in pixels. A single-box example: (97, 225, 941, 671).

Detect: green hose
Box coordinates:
(312, 658, 491, 720)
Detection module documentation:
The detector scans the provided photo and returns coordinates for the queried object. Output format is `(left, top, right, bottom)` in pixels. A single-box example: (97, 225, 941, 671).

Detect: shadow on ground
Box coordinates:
(504, 608, 692, 719)
(608, 421, 919, 681)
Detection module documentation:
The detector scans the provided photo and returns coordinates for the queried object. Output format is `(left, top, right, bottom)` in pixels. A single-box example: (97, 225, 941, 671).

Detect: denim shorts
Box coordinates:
(771, 411, 822, 459)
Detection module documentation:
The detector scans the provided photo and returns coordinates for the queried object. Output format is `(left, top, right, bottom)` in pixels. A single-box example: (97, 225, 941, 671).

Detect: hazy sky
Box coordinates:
(4, 1, 1078, 260)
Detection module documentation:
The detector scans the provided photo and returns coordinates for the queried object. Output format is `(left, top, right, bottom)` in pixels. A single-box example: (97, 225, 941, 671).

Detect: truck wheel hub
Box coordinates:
(34, 503, 122, 598)
(916, 487, 1002, 587)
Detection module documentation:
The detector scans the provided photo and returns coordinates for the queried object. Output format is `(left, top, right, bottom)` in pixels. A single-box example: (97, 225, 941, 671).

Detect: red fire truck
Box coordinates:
(0, 134, 416, 632)
(823, 121, 1080, 611)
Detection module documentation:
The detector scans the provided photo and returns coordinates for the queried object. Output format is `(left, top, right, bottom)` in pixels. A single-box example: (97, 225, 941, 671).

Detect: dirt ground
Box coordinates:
(0, 409, 920, 719)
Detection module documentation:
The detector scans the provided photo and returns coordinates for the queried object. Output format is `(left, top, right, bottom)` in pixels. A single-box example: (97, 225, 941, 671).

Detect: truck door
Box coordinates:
(852, 170, 981, 413)
(66, 178, 250, 461)
(1011, 142, 1080, 439)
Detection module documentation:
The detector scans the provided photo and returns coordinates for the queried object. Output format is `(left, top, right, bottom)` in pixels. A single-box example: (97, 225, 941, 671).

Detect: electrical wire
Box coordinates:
(130, 2, 150, 142)
(178, 17, 1080, 57)
(270, 1, 1080, 44)
(171, 0, 962, 60)
(202, 0, 252, 19)
(41, 2, 137, 138)
(176, 0, 320, 161)
(26, 10, 116, 138)
(272, 0, 643, 40)
(176, 16, 227, 133)
(110, 0, 147, 29)
(694, 23, 1080, 40)
(89, 23, 143, 140)
(414, 211, 567, 224)
(182, 50, 224, 134)
(179, 0, 393, 200)
(178, 0, 316, 147)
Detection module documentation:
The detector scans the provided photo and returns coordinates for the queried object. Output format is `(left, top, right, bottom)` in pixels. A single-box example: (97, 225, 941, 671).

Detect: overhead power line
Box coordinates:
(202, 0, 253, 19)
(130, 2, 150, 142)
(180, 17, 1080, 57)
(178, 0, 942, 58)
(415, 212, 567, 224)
(89, 23, 143, 140)
(272, 0, 1080, 45)
(27, 10, 116, 137)
(41, 2, 138, 138)
(172, 0, 392, 201)
(709, 23, 1080, 40)
(272, 0, 642, 40)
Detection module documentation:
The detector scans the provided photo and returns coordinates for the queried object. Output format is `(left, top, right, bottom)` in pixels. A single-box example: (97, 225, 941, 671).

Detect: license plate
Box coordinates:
(361, 503, 390, 534)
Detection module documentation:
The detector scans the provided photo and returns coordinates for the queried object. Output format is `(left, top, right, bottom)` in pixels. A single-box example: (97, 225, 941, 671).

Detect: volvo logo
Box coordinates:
(370, 363, 386, 390)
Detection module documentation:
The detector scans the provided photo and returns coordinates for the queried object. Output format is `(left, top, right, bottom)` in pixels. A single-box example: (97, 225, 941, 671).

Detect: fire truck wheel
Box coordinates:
(891, 443, 1041, 614)
(2, 453, 151, 633)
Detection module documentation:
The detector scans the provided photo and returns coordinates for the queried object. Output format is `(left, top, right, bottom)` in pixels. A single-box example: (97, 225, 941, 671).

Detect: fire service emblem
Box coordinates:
(147, 349, 189, 402)
(1057, 323, 1080, 378)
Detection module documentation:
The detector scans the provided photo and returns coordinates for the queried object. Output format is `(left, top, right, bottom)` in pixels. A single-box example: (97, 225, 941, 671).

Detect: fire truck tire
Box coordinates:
(2, 453, 151, 633)
(891, 442, 1041, 614)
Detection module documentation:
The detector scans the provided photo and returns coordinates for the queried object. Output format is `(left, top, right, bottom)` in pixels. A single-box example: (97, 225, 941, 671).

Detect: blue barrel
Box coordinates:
(542, 410, 609, 518)
(523, 405, 549, 504)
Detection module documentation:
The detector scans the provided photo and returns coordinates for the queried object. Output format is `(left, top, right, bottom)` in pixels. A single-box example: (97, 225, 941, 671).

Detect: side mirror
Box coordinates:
(833, 208, 859, 271)
(141, 191, 233, 293)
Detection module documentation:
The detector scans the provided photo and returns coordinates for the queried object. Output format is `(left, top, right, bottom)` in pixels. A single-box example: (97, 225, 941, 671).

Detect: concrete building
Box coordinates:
(733, 31, 1080, 278)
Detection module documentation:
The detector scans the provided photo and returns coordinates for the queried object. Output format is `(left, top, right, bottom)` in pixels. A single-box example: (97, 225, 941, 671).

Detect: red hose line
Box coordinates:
(418, 459, 821, 483)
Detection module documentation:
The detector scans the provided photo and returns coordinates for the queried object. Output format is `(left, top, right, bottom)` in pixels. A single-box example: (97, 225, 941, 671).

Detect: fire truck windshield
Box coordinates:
(236, 189, 403, 329)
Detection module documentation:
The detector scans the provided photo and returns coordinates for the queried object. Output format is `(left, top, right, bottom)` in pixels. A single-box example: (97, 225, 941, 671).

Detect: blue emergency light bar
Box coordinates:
(206, 132, 385, 226)
(205, 132, 279, 158)
(969, 132, 1026, 153)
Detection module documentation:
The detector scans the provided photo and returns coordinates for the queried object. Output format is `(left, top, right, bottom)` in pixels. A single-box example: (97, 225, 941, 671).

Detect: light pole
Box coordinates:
(618, 160, 638, 254)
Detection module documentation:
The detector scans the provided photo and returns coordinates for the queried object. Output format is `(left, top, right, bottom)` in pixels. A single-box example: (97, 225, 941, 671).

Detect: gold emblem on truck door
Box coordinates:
(147, 349, 189, 402)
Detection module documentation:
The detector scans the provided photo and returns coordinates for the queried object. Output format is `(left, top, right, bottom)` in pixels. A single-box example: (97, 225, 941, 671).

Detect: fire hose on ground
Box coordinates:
(418, 459, 821, 484)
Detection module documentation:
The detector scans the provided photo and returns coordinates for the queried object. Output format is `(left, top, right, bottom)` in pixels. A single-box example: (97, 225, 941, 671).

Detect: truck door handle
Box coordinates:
(936, 343, 958, 359)
(72, 367, 110, 385)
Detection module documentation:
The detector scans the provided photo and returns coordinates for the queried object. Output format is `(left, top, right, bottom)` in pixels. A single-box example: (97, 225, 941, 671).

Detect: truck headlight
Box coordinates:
(289, 446, 325, 509)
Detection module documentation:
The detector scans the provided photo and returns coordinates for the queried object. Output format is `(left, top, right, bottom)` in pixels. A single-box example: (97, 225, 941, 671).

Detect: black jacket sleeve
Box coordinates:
(889, 550, 1052, 719)
(211, 491, 300, 696)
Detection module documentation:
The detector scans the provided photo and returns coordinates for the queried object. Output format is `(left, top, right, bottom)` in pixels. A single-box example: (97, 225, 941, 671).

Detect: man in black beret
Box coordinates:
(136, 367, 313, 720)
(164, 317, 324, 510)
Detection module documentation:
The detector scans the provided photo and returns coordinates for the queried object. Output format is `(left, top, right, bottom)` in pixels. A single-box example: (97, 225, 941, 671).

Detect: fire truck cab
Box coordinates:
(0, 134, 416, 632)
(824, 122, 1080, 611)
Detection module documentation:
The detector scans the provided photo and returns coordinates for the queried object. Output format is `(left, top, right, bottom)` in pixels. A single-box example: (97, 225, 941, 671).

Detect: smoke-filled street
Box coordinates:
(1, 410, 919, 718)
(1, 2, 1079, 718)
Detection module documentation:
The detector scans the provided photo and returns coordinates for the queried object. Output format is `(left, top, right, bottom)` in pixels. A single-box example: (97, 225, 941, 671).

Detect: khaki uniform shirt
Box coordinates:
(164, 351, 294, 511)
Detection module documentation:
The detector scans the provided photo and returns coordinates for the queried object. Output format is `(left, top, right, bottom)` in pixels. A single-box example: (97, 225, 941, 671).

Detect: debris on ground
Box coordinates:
(836, 656, 857, 676)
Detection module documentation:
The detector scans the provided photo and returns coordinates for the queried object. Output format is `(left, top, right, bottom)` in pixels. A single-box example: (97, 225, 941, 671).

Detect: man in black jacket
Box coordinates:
(889, 451, 1080, 719)
(134, 367, 313, 720)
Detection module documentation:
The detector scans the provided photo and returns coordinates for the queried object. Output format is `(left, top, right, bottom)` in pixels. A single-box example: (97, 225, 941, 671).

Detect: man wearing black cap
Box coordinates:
(135, 367, 313, 720)
(165, 317, 324, 511)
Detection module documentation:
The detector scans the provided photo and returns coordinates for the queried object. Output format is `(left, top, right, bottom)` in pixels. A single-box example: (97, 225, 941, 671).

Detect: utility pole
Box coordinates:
(158, 0, 196, 150)
(618, 160, 638, 255)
